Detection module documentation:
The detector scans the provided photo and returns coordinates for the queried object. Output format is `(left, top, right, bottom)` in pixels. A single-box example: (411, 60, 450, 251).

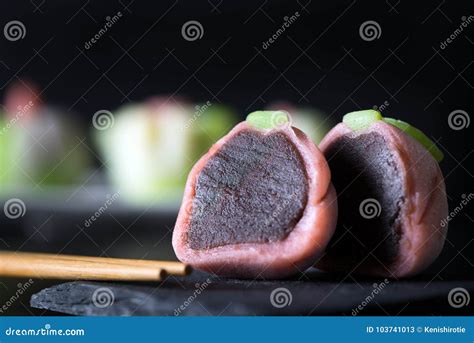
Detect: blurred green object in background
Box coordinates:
(189, 102, 237, 164)
(0, 109, 91, 191)
(291, 108, 331, 144)
(95, 98, 237, 206)
(0, 82, 91, 193)
(0, 114, 8, 186)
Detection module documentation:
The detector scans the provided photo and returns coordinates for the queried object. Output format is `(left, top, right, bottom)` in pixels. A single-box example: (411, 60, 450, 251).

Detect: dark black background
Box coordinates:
(0, 0, 473, 315)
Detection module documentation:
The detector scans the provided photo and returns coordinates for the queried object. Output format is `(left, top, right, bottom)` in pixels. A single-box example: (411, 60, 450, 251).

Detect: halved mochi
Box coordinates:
(172, 111, 337, 279)
(317, 110, 448, 278)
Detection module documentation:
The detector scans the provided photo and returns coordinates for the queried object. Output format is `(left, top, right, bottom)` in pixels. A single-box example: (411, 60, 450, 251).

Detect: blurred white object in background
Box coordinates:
(97, 99, 190, 204)
(95, 97, 236, 205)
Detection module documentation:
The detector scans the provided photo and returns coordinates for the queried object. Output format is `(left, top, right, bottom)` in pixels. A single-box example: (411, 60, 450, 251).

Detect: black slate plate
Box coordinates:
(30, 270, 474, 316)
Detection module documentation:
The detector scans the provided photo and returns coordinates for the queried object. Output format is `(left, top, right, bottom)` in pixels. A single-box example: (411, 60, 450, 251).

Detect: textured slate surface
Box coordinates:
(30, 269, 474, 316)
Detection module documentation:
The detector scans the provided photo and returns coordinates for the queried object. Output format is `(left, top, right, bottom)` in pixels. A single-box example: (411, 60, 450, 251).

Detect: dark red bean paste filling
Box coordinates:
(187, 129, 309, 250)
(324, 132, 404, 266)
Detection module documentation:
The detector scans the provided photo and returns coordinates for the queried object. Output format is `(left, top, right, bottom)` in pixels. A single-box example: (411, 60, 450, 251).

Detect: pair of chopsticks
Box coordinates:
(0, 251, 191, 282)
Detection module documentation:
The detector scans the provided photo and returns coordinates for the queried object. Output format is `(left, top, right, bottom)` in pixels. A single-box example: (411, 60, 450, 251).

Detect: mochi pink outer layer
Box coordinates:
(172, 121, 338, 279)
(317, 121, 449, 278)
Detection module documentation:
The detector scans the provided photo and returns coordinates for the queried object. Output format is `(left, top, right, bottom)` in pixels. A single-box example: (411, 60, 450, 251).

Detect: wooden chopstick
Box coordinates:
(0, 251, 191, 282)
(4, 251, 192, 276)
